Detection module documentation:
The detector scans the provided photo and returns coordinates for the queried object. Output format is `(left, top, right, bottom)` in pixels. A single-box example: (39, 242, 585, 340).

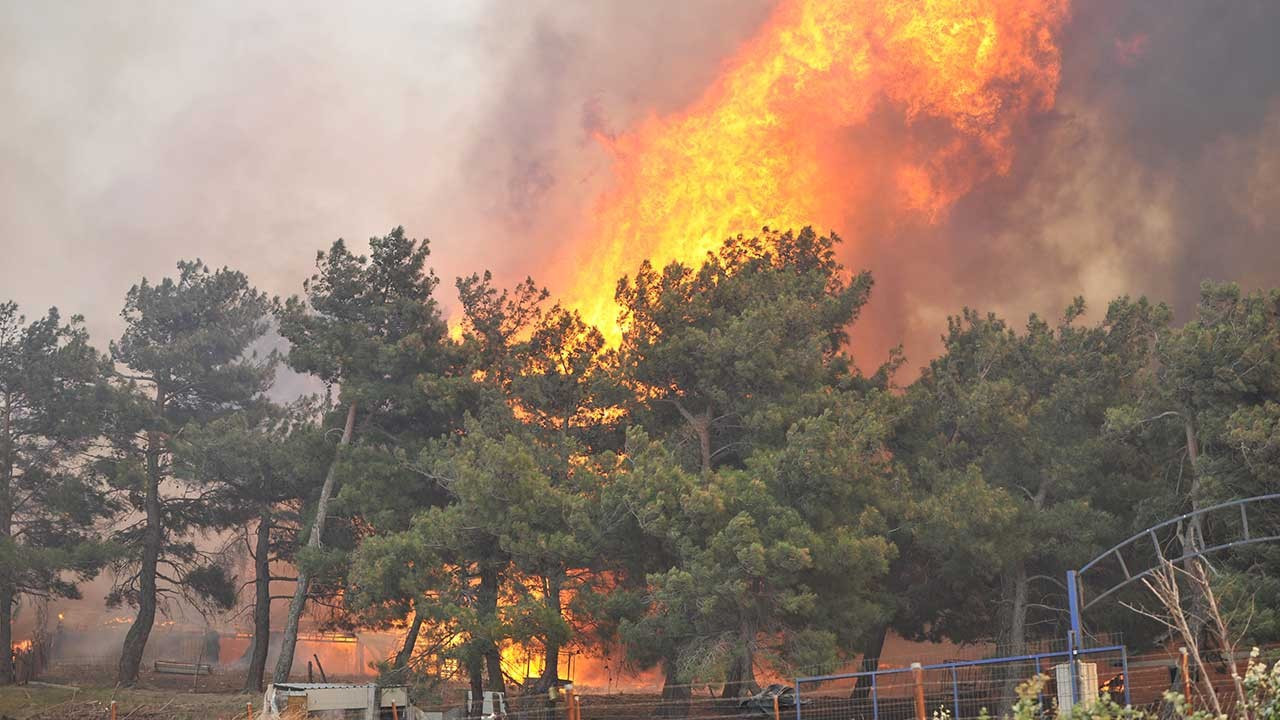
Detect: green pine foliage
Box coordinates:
(5, 224, 1279, 711)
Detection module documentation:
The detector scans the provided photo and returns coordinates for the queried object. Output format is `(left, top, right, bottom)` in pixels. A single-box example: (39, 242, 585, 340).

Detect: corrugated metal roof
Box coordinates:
(271, 683, 406, 691)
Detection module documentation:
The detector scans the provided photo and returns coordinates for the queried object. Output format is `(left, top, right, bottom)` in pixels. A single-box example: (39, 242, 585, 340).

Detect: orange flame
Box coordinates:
(558, 0, 1068, 340)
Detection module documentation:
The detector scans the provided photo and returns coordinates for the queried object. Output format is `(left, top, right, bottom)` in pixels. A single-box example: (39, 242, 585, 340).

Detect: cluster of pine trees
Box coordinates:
(1, 227, 1277, 704)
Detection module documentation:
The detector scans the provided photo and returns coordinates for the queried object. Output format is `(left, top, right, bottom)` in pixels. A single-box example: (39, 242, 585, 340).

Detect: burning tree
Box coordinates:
(346, 271, 618, 701)
(607, 227, 900, 702)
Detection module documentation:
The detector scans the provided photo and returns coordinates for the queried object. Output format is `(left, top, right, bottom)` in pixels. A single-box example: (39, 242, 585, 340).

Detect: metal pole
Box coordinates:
(950, 666, 961, 720)
(795, 681, 803, 720)
(1120, 647, 1131, 707)
(872, 671, 880, 720)
(1066, 570, 1081, 707)
(1034, 656, 1044, 709)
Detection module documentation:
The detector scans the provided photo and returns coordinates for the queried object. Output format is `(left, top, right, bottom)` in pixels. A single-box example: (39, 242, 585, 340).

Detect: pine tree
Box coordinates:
(104, 260, 275, 686)
(0, 302, 115, 684)
(273, 227, 448, 683)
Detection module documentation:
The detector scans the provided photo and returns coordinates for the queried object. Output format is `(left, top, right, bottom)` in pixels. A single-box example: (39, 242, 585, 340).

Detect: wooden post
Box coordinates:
(912, 662, 926, 720)
(773, 693, 781, 720)
(1180, 647, 1193, 707)
(391, 702, 400, 720)
(575, 694, 583, 720)
(110, 700, 118, 720)
(566, 686, 580, 720)
(247, 702, 253, 720)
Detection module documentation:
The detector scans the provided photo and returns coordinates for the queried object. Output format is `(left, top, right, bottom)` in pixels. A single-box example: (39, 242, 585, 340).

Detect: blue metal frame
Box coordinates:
(1066, 493, 1280, 707)
(1076, 493, 1280, 611)
(794, 495, 1276, 718)
(1067, 569, 1082, 705)
(1120, 646, 1131, 707)
(795, 645, 1126, 719)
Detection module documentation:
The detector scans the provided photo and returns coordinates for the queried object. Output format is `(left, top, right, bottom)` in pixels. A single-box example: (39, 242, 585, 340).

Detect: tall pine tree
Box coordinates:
(104, 261, 275, 686)
(0, 303, 114, 684)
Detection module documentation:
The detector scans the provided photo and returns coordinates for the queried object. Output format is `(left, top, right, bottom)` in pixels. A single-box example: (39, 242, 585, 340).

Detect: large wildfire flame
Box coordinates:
(559, 0, 1068, 340)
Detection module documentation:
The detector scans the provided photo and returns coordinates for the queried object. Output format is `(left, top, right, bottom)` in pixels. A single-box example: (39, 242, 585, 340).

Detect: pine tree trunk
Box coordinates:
(394, 610, 424, 670)
(485, 649, 504, 695)
(117, 429, 163, 686)
(996, 563, 1029, 715)
(245, 511, 273, 692)
(478, 564, 505, 695)
(697, 420, 712, 475)
(720, 613, 759, 699)
(468, 655, 485, 718)
(850, 625, 890, 700)
(0, 395, 14, 685)
(537, 576, 562, 691)
(273, 400, 357, 684)
(720, 658, 744, 699)
(673, 401, 713, 474)
(0, 586, 12, 686)
(658, 657, 691, 719)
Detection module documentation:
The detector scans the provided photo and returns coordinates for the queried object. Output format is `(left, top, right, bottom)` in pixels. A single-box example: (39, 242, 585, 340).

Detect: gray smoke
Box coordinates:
(0, 0, 772, 346)
(847, 0, 1280, 369)
(1, 0, 1277, 372)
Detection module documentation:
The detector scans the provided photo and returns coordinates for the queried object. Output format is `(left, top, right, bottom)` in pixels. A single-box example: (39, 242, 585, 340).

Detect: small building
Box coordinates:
(263, 682, 414, 719)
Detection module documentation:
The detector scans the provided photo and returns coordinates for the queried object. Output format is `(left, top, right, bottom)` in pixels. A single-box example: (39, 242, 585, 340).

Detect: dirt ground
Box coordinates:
(0, 684, 254, 720)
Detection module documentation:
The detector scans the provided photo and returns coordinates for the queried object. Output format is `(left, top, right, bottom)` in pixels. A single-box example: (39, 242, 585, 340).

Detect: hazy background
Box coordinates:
(2, 0, 1278, 374)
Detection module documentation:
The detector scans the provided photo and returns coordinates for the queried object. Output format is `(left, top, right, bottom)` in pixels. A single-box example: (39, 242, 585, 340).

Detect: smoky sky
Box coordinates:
(0, 0, 772, 347)
(1, 0, 1278, 379)
(844, 0, 1280, 370)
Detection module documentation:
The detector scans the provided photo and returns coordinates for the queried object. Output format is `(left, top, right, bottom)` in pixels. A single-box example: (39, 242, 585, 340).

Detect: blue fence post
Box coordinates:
(950, 666, 961, 720)
(794, 679, 803, 720)
(1034, 655, 1044, 709)
(1120, 646, 1131, 708)
(872, 671, 880, 720)
(1067, 570, 1082, 708)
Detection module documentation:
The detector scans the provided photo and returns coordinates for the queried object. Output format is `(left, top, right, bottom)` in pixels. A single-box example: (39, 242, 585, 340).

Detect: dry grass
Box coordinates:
(0, 684, 256, 720)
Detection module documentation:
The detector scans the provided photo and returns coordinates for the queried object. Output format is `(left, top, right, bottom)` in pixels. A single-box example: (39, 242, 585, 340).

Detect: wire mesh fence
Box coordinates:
(795, 646, 1129, 720)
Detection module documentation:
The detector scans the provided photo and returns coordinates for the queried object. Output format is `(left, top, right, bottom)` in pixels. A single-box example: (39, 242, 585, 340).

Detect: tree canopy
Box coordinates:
(4, 226, 1278, 712)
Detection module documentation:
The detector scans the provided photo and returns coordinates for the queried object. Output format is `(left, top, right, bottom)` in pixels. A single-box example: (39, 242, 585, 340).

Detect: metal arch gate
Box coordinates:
(1064, 493, 1280, 706)
(791, 494, 1280, 720)
(1069, 493, 1280, 613)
